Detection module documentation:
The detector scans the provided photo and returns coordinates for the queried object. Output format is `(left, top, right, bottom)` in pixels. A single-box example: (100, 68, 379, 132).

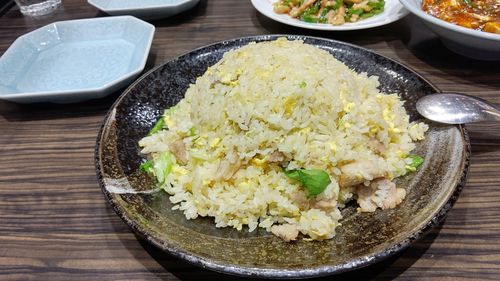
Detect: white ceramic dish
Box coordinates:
(0, 16, 154, 104)
(400, 0, 500, 60)
(88, 0, 200, 20)
(251, 0, 408, 31)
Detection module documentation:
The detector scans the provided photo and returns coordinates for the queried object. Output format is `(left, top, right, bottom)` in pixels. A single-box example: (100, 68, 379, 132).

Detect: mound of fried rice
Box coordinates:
(139, 38, 428, 241)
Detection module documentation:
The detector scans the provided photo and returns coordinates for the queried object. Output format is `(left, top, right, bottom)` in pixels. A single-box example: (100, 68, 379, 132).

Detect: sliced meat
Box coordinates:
(274, 4, 291, 14)
(356, 178, 406, 212)
(356, 185, 378, 212)
(271, 224, 299, 242)
(169, 139, 188, 165)
(367, 138, 386, 154)
(291, 191, 311, 210)
(339, 161, 386, 188)
(289, 0, 316, 18)
(323, 0, 339, 7)
(268, 150, 286, 163)
(352, 0, 372, 11)
(312, 199, 337, 210)
(215, 158, 241, 180)
(376, 179, 406, 209)
(327, 6, 346, 25)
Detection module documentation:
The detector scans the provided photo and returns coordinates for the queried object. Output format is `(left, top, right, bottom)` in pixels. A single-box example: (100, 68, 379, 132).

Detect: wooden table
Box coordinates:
(1, 0, 499, 280)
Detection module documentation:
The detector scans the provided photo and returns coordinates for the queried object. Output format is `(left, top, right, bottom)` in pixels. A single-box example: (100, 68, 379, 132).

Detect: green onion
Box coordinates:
(300, 14, 318, 23)
(405, 155, 424, 173)
(147, 117, 165, 136)
(299, 81, 307, 88)
(333, 0, 343, 9)
(367, 0, 384, 9)
(347, 8, 363, 16)
(300, 1, 321, 22)
(188, 126, 198, 136)
(284, 168, 331, 198)
(139, 160, 154, 173)
(360, 9, 383, 19)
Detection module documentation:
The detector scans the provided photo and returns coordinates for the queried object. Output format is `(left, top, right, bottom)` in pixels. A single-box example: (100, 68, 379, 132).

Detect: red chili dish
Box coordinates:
(422, 0, 500, 34)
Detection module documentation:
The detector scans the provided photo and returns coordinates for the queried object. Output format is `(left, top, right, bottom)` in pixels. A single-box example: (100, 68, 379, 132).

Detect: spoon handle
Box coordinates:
(485, 108, 500, 121)
(468, 94, 500, 121)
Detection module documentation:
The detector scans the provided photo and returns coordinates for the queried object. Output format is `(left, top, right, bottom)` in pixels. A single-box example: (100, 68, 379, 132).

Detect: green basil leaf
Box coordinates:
(300, 14, 318, 22)
(284, 168, 331, 198)
(284, 169, 301, 181)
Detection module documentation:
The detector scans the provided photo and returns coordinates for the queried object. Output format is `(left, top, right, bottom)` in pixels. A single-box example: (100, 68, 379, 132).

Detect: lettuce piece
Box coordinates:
(153, 152, 174, 184)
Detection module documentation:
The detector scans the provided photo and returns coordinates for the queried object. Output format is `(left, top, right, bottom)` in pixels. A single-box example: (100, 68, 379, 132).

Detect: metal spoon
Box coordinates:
(416, 93, 500, 124)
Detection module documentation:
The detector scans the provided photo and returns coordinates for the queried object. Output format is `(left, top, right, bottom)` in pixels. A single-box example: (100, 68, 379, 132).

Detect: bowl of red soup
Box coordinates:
(400, 0, 500, 60)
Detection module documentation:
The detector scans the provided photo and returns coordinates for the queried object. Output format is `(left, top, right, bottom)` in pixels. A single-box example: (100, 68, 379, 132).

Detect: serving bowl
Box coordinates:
(95, 35, 470, 278)
(0, 16, 154, 104)
(400, 0, 500, 60)
(88, 0, 200, 20)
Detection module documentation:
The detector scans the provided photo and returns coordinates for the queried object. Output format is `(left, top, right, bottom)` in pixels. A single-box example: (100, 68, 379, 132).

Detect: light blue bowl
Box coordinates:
(0, 16, 155, 103)
(88, 0, 200, 20)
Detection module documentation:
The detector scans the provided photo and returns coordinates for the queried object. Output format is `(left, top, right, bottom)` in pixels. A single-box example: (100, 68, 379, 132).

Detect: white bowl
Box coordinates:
(400, 0, 500, 60)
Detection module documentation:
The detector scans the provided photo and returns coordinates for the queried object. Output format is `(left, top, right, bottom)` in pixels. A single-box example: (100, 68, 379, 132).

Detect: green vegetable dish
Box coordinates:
(273, 0, 385, 25)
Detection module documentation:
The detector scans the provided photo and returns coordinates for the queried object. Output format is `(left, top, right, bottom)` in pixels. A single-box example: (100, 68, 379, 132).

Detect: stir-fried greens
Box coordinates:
(273, 0, 385, 25)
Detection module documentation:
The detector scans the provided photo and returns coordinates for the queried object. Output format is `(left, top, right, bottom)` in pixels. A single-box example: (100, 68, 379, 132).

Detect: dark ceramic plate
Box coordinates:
(95, 35, 470, 279)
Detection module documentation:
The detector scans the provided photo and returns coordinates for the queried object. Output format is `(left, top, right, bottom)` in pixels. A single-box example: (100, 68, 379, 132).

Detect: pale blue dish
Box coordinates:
(88, 0, 200, 20)
(0, 16, 155, 103)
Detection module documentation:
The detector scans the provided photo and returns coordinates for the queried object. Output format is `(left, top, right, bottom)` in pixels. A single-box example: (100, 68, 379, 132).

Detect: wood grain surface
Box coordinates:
(0, 0, 499, 280)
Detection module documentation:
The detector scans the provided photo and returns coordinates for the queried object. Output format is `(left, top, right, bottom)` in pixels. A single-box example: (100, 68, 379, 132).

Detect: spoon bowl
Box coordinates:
(416, 93, 500, 124)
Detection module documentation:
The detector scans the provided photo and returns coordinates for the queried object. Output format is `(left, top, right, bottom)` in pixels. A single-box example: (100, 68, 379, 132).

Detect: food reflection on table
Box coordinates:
(422, 0, 500, 34)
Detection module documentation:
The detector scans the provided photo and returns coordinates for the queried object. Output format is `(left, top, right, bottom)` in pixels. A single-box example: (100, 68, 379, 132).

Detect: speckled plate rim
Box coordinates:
(95, 34, 471, 279)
